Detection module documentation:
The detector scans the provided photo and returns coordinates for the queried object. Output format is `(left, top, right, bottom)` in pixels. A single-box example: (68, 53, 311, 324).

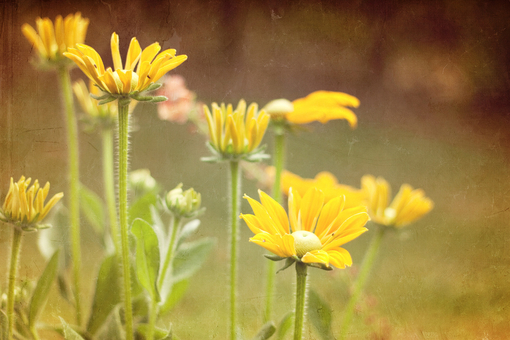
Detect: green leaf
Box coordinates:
(307, 290, 334, 340)
(0, 310, 7, 340)
(29, 250, 60, 327)
(98, 96, 117, 105)
(276, 312, 294, 340)
(137, 323, 172, 340)
(251, 322, 276, 340)
(131, 218, 161, 301)
(159, 279, 190, 315)
(175, 219, 200, 249)
(86, 254, 122, 335)
(37, 204, 71, 269)
(79, 184, 105, 235)
(276, 257, 296, 273)
(59, 317, 85, 340)
(129, 192, 157, 226)
(172, 238, 215, 282)
(95, 305, 125, 340)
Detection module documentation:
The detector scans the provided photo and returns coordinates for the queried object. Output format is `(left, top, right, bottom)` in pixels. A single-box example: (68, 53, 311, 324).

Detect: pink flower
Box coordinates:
(157, 75, 194, 124)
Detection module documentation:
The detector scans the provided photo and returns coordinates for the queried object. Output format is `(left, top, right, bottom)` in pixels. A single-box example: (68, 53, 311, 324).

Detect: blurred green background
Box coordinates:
(1, 0, 510, 339)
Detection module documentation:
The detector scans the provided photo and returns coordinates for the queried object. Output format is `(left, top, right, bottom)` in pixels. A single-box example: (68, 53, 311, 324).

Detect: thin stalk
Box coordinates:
(293, 262, 308, 340)
(57, 66, 82, 325)
(158, 216, 181, 289)
(147, 298, 159, 340)
(339, 225, 386, 339)
(102, 128, 120, 255)
(264, 131, 285, 322)
(229, 161, 241, 340)
(118, 102, 134, 340)
(29, 325, 41, 340)
(7, 227, 23, 340)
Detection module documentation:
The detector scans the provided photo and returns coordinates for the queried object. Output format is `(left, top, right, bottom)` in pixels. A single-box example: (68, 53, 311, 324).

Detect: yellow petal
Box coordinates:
(243, 194, 281, 235)
(288, 188, 302, 232)
(125, 37, 141, 70)
(110, 32, 123, 71)
(258, 190, 289, 234)
(240, 213, 264, 234)
(300, 188, 324, 232)
(314, 195, 345, 237)
(302, 249, 330, 266)
(327, 248, 352, 268)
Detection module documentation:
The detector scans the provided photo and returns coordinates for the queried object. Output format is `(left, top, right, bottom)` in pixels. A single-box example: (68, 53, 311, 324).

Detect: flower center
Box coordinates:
(292, 231, 322, 257)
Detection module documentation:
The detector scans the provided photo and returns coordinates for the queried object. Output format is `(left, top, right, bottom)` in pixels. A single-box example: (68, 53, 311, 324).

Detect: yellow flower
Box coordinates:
(361, 175, 434, 228)
(203, 100, 270, 161)
(241, 187, 369, 269)
(64, 32, 187, 98)
(274, 169, 365, 209)
(73, 79, 118, 119)
(264, 91, 359, 127)
(1, 176, 63, 230)
(21, 12, 89, 64)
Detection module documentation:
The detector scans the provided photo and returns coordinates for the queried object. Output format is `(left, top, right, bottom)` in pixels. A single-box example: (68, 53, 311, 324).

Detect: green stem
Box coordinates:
(57, 66, 82, 325)
(7, 227, 23, 340)
(264, 131, 285, 322)
(118, 101, 134, 340)
(293, 262, 308, 340)
(339, 225, 386, 339)
(229, 161, 241, 340)
(158, 216, 181, 290)
(102, 128, 120, 256)
(147, 298, 159, 340)
(29, 325, 41, 340)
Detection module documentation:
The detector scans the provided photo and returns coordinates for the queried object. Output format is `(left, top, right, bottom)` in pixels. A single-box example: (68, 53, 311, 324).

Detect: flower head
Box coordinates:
(241, 187, 369, 270)
(264, 91, 359, 128)
(21, 12, 89, 67)
(73, 79, 117, 131)
(128, 169, 158, 197)
(64, 32, 187, 103)
(271, 169, 365, 209)
(163, 183, 204, 219)
(361, 175, 433, 228)
(1, 176, 63, 231)
(202, 100, 270, 162)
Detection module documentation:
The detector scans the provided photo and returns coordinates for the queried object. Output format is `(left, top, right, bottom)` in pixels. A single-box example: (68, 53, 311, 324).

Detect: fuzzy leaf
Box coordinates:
(159, 279, 190, 315)
(37, 204, 71, 270)
(129, 192, 157, 226)
(276, 312, 294, 340)
(308, 290, 334, 340)
(172, 238, 215, 282)
(131, 218, 161, 301)
(144, 83, 163, 92)
(251, 322, 276, 340)
(176, 219, 201, 249)
(59, 317, 85, 340)
(95, 305, 125, 340)
(86, 254, 122, 335)
(79, 184, 105, 235)
(29, 250, 60, 327)
(137, 324, 172, 340)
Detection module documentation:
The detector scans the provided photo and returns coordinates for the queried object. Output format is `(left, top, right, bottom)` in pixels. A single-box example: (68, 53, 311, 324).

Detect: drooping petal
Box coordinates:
(301, 249, 330, 267)
(327, 248, 353, 268)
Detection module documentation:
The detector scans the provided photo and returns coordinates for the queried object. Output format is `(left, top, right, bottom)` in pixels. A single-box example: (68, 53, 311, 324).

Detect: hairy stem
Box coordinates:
(7, 227, 23, 340)
(57, 66, 82, 325)
(158, 216, 181, 290)
(102, 128, 120, 255)
(229, 160, 241, 340)
(118, 101, 134, 340)
(294, 262, 308, 340)
(339, 225, 386, 339)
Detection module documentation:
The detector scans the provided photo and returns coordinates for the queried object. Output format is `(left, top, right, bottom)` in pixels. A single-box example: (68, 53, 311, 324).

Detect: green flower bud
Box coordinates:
(292, 230, 322, 257)
(164, 183, 203, 218)
(129, 169, 157, 196)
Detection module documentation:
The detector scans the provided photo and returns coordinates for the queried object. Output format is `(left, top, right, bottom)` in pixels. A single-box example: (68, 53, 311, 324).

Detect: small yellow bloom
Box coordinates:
(73, 79, 118, 119)
(361, 175, 433, 228)
(241, 187, 369, 269)
(21, 12, 89, 64)
(273, 169, 365, 208)
(203, 100, 270, 161)
(1, 176, 63, 230)
(264, 91, 359, 127)
(64, 32, 187, 98)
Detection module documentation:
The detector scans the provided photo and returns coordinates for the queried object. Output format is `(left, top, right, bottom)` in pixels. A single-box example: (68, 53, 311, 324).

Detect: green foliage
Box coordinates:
(251, 322, 276, 340)
(159, 279, 190, 315)
(87, 254, 122, 335)
(29, 250, 60, 328)
(95, 305, 125, 340)
(308, 290, 334, 340)
(175, 219, 200, 249)
(172, 238, 216, 283)
(79, 184, 105, 235)
(129, 192, 157, 226)
(137, 323, 172, 340)
(276, 312, 294, 340)
(132, 218, 161, 301)
(60, 317, 85, 340)
(0, 310, 7, 340)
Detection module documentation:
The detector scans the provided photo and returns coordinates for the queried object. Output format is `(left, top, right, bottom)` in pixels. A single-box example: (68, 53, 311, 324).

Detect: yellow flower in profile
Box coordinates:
(361, 175, 433, 228)
(241, 188, 369, 270)
(21, 12, 89, 65)
(64, 32, 187, 100)
(272, 169, 365, 209)
(202, 100, 270, 162)
(1, 176, 63, 231)
(73, 79, 118, 119)
(264, 91, 359, 127)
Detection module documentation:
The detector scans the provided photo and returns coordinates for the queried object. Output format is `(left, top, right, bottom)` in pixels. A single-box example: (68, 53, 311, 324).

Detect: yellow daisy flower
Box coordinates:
(361, 175, 434, 228)
(64, 32, 187, 99)
(1, 176, 63, 230)
(264, 90, 359, 127)
(241, 187, 369, 269)
(21, 12, 89, 64)
(203, 100, 270, 162)
(73, 79, 118, 118)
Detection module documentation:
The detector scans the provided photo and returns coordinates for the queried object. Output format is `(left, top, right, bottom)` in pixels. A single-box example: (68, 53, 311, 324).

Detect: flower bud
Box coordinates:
(164, 183, 203, 218)
(263, 98, 294, 121)
(128, 169, 157, 196)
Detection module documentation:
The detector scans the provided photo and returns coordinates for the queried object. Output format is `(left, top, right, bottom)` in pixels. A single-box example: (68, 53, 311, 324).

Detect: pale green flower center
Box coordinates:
(292, 230, 322, 257)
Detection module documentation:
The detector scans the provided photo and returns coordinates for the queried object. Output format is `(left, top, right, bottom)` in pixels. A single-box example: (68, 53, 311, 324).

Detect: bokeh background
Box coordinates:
(1, 0, 510, 339)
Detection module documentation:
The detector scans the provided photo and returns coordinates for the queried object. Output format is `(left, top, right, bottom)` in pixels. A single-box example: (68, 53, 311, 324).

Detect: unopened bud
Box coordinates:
(164, 183, 203, 218)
